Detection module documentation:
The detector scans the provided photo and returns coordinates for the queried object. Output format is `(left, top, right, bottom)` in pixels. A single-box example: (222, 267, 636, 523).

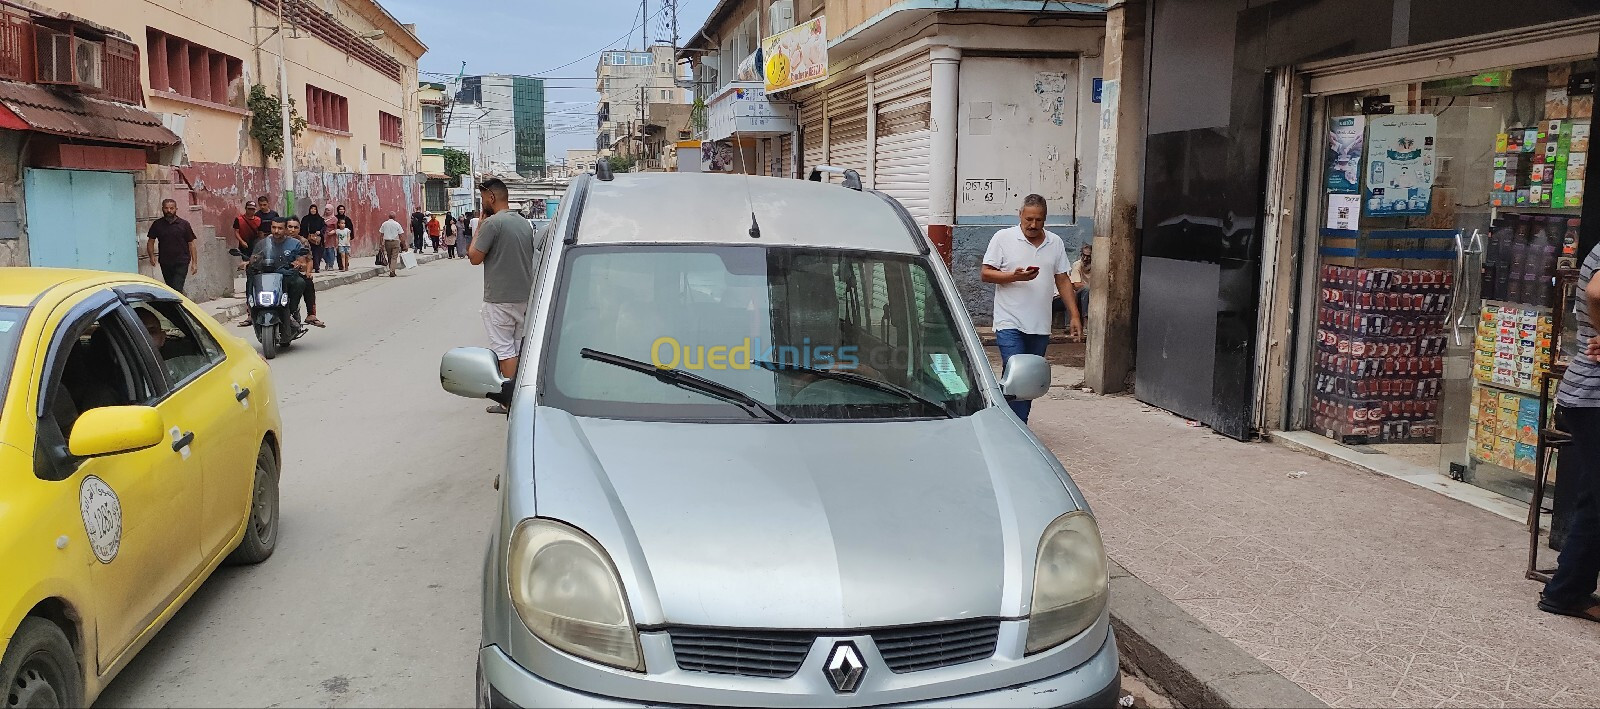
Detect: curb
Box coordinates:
(1109, 561, 1326, 709)
(203, 251, 447, 324)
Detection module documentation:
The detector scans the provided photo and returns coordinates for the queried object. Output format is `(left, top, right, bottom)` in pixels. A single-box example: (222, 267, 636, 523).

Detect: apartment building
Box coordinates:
(595, 44, 689, 160)
(0, 0, 426, 300)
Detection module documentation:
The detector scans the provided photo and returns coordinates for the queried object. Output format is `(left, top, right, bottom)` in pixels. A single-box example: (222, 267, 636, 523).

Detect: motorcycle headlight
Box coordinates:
(1024, 511, 1109, 655)
(507, 518, 642, 671)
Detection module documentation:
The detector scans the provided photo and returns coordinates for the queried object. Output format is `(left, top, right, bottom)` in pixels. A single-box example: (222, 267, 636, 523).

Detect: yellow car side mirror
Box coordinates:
(68, 406, 166, 458)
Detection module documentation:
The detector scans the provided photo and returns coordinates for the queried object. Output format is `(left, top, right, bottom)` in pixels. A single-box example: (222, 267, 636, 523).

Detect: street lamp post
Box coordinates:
(278, 2, 294, 215)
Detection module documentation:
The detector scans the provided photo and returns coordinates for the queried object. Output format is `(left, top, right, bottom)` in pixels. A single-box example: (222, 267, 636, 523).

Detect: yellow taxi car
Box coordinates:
(0, 268, 283, 707)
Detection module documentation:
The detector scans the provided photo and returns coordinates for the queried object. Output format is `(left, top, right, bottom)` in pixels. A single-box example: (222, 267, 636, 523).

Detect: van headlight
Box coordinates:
(507, 518, 642, 671)
(1024, 511, 1109, 654)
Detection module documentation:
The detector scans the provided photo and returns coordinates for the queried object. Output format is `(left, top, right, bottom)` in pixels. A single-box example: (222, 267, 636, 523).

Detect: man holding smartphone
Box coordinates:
(980, 194, 1082, 422)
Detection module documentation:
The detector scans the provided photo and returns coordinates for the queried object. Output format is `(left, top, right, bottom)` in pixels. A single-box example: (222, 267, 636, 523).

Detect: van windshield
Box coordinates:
(542, 245, 986, 421)
(0, 306, 25, 420)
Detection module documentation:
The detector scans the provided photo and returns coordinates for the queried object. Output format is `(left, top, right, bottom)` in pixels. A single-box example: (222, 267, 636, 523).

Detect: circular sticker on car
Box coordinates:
(79, 476, 122, 563)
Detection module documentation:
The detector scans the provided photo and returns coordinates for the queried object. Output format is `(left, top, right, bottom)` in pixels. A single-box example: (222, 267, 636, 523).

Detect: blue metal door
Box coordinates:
(25, 168, 138, 272)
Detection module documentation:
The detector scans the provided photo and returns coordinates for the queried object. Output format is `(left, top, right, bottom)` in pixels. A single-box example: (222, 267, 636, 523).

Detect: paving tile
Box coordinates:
(1024, 392, 1600, 707)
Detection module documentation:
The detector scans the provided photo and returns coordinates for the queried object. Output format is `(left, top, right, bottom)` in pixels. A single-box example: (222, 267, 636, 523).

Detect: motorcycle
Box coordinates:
(245, 270, 305, 359)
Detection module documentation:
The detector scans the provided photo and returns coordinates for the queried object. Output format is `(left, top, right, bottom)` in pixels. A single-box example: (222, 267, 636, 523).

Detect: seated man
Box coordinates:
(285, 217, 325, 327)
(248, 217, 309, 326)
(135, 308, 209, 382)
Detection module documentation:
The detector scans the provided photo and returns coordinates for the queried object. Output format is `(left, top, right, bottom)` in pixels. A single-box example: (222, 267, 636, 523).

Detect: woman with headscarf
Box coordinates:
(301, 204, 328, 273)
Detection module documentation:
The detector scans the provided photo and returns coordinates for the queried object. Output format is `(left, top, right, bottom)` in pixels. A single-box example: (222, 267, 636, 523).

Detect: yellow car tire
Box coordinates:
(226, 444, 280, 565)
(0, 617, 82, 709)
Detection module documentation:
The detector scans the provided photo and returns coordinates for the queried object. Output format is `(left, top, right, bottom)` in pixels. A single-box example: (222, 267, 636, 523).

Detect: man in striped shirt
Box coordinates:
(1544, 245, 1600, 623)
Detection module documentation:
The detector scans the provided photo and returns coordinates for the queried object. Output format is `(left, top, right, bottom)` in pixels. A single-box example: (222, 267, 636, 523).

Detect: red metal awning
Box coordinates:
(0, 80, 179, 147)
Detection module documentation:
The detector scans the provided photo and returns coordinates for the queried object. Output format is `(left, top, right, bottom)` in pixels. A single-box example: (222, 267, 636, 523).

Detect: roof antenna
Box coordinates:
(730, 134, 760, 238)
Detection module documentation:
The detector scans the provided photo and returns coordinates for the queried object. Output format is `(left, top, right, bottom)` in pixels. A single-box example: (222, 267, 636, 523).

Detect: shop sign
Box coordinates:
(1364, 114, 1436, 217)
(706, 81, 798, 140)
(761, 17, 828, 94)
(1326, 115, 1364, 194)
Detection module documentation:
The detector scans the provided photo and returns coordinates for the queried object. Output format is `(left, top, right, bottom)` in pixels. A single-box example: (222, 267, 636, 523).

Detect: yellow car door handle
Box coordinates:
(235, 386, 251, 402)
(171, 431, 194, 452)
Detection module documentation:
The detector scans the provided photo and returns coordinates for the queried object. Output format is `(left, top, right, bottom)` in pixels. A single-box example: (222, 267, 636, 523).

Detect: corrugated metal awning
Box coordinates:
(0, 80, 179, 147)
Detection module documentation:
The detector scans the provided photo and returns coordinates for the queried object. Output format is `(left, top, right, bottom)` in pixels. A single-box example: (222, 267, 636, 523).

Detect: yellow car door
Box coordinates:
(121, 291, 258, 561)
(32, 293, 202, 672)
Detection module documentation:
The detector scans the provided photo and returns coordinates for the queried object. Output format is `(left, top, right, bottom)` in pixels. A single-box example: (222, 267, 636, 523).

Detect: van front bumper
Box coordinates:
(477, 629, 1119, 709)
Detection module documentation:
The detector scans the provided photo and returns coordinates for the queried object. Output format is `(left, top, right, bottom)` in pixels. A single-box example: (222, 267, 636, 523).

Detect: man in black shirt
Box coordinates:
(254, 194, 280, 242)
(146, 199, 197, 294)
(410, 208, 427, 252)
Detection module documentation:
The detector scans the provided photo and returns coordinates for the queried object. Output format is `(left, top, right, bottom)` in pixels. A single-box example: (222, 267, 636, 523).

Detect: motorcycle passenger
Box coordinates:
(284, 217, 326, 328)
(249, 217, 309, 326)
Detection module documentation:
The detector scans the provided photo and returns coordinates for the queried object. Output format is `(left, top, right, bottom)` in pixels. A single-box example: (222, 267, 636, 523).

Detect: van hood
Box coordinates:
(526, 407, 1084, 629)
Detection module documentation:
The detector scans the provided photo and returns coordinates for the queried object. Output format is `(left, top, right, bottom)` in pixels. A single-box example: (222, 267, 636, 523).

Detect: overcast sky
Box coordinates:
(380, 0, 721, 160)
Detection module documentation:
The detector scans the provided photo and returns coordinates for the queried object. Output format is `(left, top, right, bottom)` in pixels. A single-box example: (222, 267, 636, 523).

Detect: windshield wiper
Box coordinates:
(580, 348, 792, 423)
(752, 360, 956, 418)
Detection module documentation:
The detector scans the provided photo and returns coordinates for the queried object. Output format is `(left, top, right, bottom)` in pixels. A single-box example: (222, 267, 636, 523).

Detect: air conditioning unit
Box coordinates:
(769, 0, 794, 34)
(73, 36, 102, 89)
(34, 26, 72, 84)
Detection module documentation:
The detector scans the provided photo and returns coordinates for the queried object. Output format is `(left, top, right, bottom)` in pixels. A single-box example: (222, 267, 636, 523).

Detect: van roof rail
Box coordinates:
(807, 165, 862, 191)
(562, 173, 594, 245)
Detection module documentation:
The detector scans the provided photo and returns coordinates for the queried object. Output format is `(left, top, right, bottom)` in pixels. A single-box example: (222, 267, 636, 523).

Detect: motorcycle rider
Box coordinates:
(248, 217, 309, 328)
(284, 217, 326, 327)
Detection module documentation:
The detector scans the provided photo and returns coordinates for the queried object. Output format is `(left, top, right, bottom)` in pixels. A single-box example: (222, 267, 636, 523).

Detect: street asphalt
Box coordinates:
(98, 257, 496, 707)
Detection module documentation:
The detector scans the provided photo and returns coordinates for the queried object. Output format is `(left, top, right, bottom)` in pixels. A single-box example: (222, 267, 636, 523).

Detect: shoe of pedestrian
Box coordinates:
(1538, 594, 1600, 623)
(390, 272, 397, 278)
(486, 404, 509, 415)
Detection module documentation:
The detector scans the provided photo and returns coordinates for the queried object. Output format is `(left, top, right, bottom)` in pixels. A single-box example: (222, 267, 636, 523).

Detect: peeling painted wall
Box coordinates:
(175, 162, 422, 262)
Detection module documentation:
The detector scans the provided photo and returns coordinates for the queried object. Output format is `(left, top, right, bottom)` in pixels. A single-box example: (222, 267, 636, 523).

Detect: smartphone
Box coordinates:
(1025, 266, 1040, 274)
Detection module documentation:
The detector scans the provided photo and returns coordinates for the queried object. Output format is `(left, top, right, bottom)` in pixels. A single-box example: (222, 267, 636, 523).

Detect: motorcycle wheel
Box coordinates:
(258, 324, 277, 360)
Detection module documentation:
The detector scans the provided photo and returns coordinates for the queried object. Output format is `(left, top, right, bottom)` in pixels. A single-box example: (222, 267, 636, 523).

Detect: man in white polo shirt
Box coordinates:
(980, 194, 1081, 422)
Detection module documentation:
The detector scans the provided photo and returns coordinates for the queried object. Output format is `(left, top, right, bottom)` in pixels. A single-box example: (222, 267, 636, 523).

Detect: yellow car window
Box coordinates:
(0, 306, 24, 419)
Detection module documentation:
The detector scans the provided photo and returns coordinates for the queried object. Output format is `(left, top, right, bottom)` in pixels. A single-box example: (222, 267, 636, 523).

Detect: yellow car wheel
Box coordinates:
(226, 444, 280, 565)
(0, 617, 82, 709)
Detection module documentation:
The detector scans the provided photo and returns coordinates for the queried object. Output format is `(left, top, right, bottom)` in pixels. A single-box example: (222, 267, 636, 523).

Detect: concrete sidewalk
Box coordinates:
(1022, 378, 1600, 707)
(196, 250, 453, 324)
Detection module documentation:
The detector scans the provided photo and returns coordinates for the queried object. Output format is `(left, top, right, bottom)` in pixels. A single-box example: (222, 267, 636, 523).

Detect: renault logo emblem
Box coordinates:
(824, 641, 866, 694)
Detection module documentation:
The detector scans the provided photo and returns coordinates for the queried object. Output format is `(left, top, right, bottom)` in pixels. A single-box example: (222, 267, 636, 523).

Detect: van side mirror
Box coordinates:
(68, 406, 165, 458)
(999, 354, 1050, 401)
(440, 347, 509, 402)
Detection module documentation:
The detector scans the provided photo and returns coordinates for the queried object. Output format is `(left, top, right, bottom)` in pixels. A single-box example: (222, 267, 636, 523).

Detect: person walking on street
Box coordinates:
(410, 208, 427, 253)
(427, 213, 442, 253)
(254, 194, 280, 242)
(321, 202, 338, 270)
(460, 210, 476, 259)
(232, 200, 261, 272)
(469, 178, 539, 404)
(146, 198, 197, 294)
(980, 194, 1082, 423)
(333, 215, 353, 271)
(302, 204, 328, 273)
(379, 212, 405, 277)
(443, 217, 459, 259)
(1542, 245, 1600, 623)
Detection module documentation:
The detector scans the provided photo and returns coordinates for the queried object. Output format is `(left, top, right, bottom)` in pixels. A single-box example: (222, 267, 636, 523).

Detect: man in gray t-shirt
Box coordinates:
(468, 177, 539, 380)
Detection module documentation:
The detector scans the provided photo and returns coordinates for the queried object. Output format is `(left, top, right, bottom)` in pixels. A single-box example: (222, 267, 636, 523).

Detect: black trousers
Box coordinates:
(1547, 406, 1600, 606)
(412, 231, 425, 251)
(160, 262, 188, 294)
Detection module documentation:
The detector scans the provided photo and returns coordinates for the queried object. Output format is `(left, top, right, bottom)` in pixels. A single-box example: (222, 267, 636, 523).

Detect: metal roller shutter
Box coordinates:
(826, 79, 869, 182)
(800, 94, 825, 177)
(778, 135, 794, 178)
(872, 54, 932, 225)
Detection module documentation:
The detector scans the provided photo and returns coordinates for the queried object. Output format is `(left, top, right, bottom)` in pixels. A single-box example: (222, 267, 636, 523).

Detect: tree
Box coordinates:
(247, 84, 306, 162)
(606, 155, 636, 173)
(442, 148, 471, 187)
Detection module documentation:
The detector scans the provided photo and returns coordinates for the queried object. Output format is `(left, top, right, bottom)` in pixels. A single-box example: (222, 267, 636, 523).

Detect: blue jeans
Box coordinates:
(1546, 406, 1600, 608)
(995, 328, 1050, 422)
(1076, 287, 1090, 318)
(323, 246, 338, 269)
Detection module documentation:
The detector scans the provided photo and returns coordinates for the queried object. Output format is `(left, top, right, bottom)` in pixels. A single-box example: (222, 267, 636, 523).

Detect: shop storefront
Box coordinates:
(1274, 20, 1600, 504)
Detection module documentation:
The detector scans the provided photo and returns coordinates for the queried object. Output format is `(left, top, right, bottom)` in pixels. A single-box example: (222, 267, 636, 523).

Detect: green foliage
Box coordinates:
(690, 96, 708, 134)
(442, 147, 471, 187)
(248, 84, 307, 162)
(606, 155, 636, 173)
